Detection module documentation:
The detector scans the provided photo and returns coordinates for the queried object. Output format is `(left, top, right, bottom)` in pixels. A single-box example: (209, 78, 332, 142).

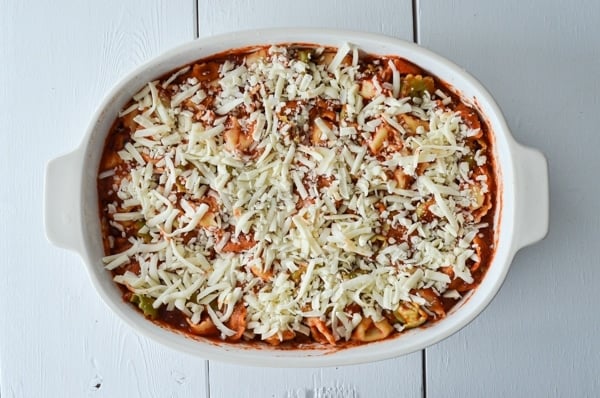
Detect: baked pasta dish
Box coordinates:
(98, 43, 497, 346)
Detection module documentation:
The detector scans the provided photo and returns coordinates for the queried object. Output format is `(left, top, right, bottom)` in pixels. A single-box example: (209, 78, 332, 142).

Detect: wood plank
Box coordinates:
(418, 1, 600, 396)
(209, 360, 423, 398)
(198, 0, 414, 40)
(0, 1, 207, 397)
(197, 1, 423, 397)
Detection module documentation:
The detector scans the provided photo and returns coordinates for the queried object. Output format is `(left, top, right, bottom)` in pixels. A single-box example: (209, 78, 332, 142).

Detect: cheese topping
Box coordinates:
(98, 44, 495, 345)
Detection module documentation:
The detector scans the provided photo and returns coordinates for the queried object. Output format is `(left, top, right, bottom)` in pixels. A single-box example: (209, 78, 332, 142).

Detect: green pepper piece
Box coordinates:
(411, 80, 427, 95)
(130, 294, 158, 319)
(139, 233, 152, 243)
(135, 221, 152, 243)
(401, 75, 435, 99)
(463, 154, 476, 168)
(297, 49, 312, 63)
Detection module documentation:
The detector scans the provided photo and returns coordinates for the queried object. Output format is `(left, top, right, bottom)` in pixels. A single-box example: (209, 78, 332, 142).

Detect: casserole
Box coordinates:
(44, 28, 548, 367)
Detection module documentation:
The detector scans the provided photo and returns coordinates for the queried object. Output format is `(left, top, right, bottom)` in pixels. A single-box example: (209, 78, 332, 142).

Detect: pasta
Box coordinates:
(97, 43, 497, 347)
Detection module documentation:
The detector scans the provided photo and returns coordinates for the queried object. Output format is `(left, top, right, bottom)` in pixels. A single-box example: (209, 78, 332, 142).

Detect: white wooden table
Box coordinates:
(2, 0, 599, 396)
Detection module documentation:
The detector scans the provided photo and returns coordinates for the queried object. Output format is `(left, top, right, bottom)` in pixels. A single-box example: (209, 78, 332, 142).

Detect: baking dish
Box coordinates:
(44, 28, 548, 367)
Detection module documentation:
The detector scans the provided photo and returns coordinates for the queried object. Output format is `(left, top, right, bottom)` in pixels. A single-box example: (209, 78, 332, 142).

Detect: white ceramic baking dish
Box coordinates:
(44, 28, 548, 367)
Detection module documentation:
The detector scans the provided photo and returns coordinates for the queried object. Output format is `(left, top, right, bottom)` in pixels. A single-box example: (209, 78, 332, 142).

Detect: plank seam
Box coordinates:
(412, 0, 420, 43)
(206, 360, 211, 398)
(422, 349, 427, 398)
(193, 0, 199, 38)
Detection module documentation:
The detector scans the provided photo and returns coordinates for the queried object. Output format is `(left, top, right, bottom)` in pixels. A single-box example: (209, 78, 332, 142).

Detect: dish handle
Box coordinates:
(44, 148, 84, 254)
(512, 143, 549, 251)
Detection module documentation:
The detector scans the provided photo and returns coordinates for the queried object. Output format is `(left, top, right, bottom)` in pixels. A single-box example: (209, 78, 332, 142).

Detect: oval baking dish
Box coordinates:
(44, 28, 548, 367)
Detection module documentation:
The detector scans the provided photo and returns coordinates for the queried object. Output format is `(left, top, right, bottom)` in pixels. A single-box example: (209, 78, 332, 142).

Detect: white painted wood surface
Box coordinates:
(3, 0, 597, 397)
(198, 0, 414, 39)
(417, 1, 600, 397)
